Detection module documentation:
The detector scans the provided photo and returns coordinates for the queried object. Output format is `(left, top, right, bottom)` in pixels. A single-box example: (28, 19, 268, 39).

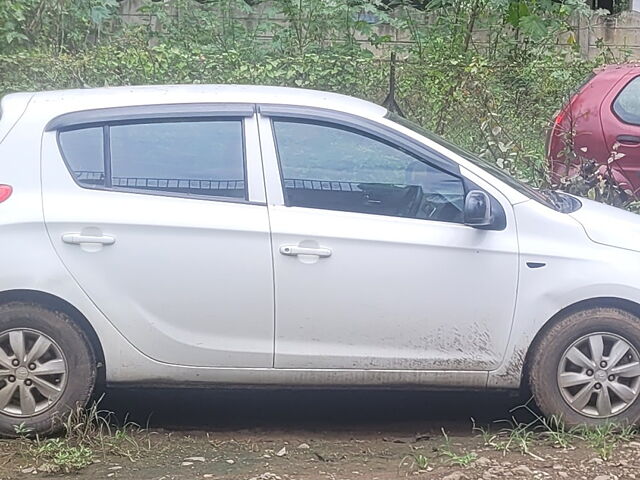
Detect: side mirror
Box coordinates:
(464, 190, 492, 227)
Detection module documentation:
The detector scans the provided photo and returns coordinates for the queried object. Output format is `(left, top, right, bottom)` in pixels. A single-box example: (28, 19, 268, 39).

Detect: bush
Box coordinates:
(0, 0, 625, 202)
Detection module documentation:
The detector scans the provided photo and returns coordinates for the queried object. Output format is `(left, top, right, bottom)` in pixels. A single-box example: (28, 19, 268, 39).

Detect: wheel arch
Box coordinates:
(521, 296, 640, 390)
(0, 289, 105, 388)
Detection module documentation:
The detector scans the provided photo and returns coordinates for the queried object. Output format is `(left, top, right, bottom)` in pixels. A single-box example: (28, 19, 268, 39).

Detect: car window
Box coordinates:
(109, 120, 246, 199)
(614, 76, 640, 126)
(273, 119, 465, 223)
(387, 112, 560, 211)
(58, 127, 105, 187)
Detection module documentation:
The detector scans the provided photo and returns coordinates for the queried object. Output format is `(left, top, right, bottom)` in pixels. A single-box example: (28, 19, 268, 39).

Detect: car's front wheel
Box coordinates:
(0, 302, 96, 437)
(530, 307, 640, 426)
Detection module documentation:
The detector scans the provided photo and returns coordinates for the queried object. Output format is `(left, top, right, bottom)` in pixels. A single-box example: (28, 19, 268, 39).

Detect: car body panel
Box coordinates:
(488, 198, 640, 386)
(600, 71, 640, 195)
(40, 116, 275, 368)
(548, 65, 640, 196)
(0, 85, 639, 392)
(570, 196, 640, 252)
(256, 112, 520, 371)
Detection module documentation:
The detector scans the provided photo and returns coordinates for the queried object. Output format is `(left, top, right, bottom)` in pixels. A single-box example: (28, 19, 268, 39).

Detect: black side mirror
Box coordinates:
(464, 190, 492, 227)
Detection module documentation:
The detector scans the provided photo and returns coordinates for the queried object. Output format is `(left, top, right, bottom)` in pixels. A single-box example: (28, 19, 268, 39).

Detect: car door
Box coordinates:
(41, 105, 275, 368)
(600, 72, 640, 196)
(257, 108, 519, 371)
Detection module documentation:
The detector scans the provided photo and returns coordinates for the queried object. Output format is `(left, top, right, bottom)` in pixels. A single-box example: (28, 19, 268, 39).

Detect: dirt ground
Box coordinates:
(1, 388, 639, 480)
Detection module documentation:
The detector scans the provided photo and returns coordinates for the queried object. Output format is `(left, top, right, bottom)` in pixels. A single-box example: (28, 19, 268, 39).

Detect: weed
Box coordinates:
(472, 403, 545, 460)
(476, 401, 639, 462)
(398, 452, 431, 474)
(58, 399, 150, 462)
(12, 423, 32, 438)
(30, 438, 93, 472)
(438, 428, 477, 466)
(14, 399, 152, 474)
(413, 453, 430, 470)
(577, 423, 637, 461)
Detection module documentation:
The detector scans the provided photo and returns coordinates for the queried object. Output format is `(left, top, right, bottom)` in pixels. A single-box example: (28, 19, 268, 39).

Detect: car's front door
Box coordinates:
(42, 106, 274, 368)
(258, 110, 519, 370)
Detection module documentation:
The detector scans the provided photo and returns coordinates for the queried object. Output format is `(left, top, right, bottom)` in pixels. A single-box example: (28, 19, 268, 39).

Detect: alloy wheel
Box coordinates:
(557, 332, 640, 418)
(0, 329, 67, 417)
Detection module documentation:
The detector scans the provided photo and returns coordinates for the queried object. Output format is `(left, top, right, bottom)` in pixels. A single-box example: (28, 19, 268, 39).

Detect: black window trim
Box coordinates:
(612, 74, 640, 127)
(55, 107, 257, 205)
(266, 111, 474, 226)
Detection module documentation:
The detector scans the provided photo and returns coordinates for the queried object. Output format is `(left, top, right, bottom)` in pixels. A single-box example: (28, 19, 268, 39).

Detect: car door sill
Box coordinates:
(107, 366, 489, 389)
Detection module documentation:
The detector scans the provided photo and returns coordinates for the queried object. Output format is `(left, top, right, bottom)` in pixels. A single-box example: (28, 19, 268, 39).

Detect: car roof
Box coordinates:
(597, 63, 640, 73)
(23, 84, 387, 120)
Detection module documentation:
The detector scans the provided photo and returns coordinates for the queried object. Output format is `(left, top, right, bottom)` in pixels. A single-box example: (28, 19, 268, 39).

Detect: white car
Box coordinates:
(0, 85, 639, 435)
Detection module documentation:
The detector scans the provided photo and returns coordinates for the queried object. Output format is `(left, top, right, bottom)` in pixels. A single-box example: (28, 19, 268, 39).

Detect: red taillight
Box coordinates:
(0, 185, 12, 203)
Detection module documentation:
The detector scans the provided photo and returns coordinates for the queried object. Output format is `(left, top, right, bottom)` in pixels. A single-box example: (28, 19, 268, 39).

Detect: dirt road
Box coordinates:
(1, 388, 639, 479)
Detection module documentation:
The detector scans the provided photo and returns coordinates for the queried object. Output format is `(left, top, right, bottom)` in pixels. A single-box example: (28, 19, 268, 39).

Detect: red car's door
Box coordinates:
(600, 71, 640, 196)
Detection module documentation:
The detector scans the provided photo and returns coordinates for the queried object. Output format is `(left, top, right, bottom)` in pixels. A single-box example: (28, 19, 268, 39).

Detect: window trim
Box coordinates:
(46, 103, 255, 131)
(612, 74, 640, 127)
(56, 114, 255, 205)
(259, 104, 458, 176)
(269, 116, 468, 225)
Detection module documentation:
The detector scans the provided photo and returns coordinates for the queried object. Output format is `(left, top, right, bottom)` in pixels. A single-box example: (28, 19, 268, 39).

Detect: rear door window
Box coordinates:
(58, 119, 247, 200)
(110, 120, 245, 199)
(58, 127, 105, 187)
(613, 76, 640, 126)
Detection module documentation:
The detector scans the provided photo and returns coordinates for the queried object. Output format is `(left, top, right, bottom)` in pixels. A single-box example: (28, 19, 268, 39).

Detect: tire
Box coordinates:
(0, 302, 96, 437)
(530, 307, 640, 427)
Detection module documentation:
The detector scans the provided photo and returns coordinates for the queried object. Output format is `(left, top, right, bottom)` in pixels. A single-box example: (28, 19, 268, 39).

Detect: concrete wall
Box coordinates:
(116, 0, 640, 60)
(579, 11, 640, 59)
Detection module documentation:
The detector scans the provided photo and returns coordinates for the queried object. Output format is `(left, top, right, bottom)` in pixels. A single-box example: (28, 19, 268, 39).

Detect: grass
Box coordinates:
(576, 423, 637, 461)
(410, 452, 430, 470)
(29, 438, 93, 473)
(11, 399, 153, 474)
(472, 402, 639, 462)
(438, 428, 478, 466)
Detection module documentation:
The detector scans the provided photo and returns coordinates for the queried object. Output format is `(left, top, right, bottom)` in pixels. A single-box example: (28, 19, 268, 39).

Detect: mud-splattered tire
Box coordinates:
(0, 302, 96, 437)
(530, 307, 640, 427)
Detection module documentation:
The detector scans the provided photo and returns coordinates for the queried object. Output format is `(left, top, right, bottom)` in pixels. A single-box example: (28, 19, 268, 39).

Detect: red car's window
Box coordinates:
(613, 75, 640, 126)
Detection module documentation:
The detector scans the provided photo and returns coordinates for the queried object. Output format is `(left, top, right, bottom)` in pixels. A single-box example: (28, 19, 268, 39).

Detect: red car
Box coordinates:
(548, 64, 640, 196)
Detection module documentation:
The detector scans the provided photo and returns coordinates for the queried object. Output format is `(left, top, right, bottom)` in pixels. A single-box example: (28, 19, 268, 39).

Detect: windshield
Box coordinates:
(386, 113, 560, 211)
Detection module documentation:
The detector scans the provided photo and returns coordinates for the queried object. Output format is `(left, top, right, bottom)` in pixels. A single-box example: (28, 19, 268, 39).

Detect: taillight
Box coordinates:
(547, 108, 568, 158)
(0, 185, 12, 203)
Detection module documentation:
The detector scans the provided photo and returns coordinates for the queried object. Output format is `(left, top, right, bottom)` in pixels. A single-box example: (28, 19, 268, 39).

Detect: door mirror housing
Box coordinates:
(464, 190, 492, 228)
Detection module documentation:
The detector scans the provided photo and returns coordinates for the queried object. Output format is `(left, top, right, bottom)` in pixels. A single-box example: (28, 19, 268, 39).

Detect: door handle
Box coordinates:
(279, 245, 332, 258)
(62, 233, 116, 245)
(616, 135, 640, 145)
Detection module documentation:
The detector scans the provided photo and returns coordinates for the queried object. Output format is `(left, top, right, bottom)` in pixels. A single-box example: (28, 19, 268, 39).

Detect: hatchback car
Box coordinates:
(548, 64, 640, 196)
(1, 85, 640, 435)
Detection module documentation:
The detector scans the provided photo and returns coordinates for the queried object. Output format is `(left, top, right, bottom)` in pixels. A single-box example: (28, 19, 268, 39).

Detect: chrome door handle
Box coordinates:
(62, 233, 116, 245)
(279, 245, 332, 258)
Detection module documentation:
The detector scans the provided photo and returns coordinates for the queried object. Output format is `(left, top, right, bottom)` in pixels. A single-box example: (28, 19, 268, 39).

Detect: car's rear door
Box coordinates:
(600, 71, 640, 195)
(41, 105, 275, 368)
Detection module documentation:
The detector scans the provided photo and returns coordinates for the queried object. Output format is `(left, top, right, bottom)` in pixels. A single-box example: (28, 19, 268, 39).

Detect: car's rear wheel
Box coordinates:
(530, 307, 640, 426)
(0, 302, 96, 437)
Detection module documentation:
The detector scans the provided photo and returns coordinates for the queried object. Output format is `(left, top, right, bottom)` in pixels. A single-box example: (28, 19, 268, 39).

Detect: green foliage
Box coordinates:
(0, 0, 627, 205)
(0, 0, 120, 53)
(438, 428, 478, 466)
(30, 438, 94, 472)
